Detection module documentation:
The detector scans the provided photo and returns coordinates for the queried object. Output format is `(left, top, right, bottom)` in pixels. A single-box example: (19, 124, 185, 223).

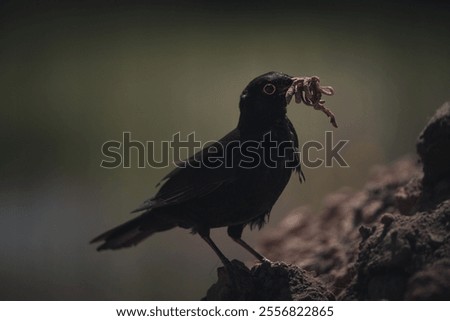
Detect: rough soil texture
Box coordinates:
(203, 102, 450, 300)
(203, 260, 334, 300)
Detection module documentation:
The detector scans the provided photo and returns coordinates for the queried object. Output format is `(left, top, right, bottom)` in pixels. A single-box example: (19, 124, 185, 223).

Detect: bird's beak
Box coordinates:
(284, 78, 297, 104)
(280, 80, 295, 98)
(285, 77, 296, 90)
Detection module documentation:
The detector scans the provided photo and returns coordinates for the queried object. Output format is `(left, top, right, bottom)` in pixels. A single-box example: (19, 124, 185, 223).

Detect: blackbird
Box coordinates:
(91, 71, 305, 267)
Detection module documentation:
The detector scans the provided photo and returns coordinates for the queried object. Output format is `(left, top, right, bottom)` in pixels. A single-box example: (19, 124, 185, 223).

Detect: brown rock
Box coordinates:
(203, 260, 334, 300)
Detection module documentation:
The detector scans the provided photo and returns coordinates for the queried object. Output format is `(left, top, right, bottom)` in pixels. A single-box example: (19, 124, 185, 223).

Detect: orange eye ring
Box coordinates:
(263, 83, 276, 95)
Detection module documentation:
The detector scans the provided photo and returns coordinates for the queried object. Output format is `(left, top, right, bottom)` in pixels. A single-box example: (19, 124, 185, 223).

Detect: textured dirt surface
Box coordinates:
(203, 260, 334, 300)
(204, 102, 450, 300)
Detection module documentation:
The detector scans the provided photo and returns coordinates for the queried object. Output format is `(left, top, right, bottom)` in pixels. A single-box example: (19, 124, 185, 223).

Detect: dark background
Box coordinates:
(1, 0, 449, 299)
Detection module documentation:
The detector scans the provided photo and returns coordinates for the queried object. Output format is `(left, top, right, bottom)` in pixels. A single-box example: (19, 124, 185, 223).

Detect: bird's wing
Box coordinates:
(132, 129, 241, 213)
(287, 118, 305, 182)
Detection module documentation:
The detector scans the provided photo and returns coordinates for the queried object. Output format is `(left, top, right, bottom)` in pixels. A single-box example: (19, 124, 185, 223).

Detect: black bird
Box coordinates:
(91, 72, 304, 267)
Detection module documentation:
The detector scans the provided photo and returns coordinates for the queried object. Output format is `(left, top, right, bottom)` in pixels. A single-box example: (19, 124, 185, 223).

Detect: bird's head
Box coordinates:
(238, 71, 294, 131)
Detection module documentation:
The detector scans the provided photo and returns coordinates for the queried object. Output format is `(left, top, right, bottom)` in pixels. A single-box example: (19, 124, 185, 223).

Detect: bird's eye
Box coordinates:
(263, 83, 276, 95)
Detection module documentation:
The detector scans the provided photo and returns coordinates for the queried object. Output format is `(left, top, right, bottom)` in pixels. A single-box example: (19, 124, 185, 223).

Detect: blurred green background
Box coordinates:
(1, 0, 449, 299)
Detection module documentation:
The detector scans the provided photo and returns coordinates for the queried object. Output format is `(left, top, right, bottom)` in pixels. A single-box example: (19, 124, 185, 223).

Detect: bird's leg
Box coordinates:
(227, 225, 270, 263)
(198, 228, 232, 269)
(199, 228, 240, 294)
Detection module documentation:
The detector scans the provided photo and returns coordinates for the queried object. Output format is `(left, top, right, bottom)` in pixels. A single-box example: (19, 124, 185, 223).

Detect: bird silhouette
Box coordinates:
(91, 72, 304, 267)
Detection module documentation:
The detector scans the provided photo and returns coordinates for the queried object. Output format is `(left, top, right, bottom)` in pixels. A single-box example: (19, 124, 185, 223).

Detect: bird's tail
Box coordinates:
(90, 212, 176, 251)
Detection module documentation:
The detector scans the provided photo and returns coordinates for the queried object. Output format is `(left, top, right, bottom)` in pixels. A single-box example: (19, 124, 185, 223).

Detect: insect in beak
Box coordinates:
(286, 76, 337, 128)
